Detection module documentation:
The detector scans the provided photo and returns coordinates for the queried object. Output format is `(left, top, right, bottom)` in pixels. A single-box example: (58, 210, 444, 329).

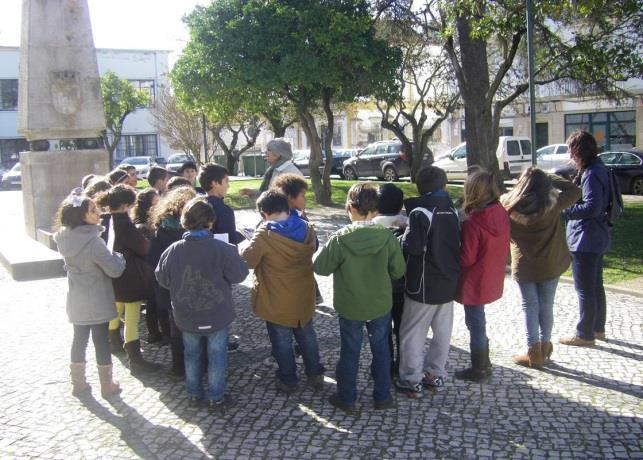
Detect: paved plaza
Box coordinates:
(0, 204, 641, 459)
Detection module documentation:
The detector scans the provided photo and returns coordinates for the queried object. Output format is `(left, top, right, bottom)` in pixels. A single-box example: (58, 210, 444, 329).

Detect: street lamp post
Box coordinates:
(526, 0, 538, 166)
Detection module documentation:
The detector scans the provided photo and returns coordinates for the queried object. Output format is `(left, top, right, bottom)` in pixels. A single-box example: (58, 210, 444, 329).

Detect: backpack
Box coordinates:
(606, 168, 624, 225)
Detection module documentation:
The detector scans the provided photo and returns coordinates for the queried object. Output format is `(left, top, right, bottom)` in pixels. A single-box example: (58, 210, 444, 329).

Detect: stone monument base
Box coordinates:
(20, 149, 109, 239)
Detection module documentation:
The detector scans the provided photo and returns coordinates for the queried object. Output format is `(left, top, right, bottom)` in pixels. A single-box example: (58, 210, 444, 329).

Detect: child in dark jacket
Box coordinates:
(372, 183, 407, 376)
(241, 190, 324, 394)
(314, 183, 405, 413)
(199, 163, 245, 244)
(147, 186, 198, 376)
(395, 167, 461, 398)
(156, 197, 249, 408)
(455, 170, 510, 382)
(96, 184, 157, 376)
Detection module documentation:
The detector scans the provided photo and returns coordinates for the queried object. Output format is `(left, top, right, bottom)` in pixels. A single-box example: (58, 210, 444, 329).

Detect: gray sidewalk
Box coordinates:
(0, 207, 641, 459)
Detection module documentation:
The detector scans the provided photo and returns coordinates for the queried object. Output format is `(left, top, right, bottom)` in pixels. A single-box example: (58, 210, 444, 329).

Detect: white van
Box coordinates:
(433, 136, 533, 179)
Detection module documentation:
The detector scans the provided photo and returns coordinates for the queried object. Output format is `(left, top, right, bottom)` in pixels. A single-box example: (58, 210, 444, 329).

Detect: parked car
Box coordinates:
(153, 156, 167, 167)
(119, 156, 156, 179)
(537, 143, 571, 171)
(342, 140, 423, 181)
(293, 149, 359, 178)
(292, 150, 311, 176)
(598, 149, 643, 195)
(434, 136, 533, 180)
(1, 162, 21, 189)
(166, 153, 196, 173)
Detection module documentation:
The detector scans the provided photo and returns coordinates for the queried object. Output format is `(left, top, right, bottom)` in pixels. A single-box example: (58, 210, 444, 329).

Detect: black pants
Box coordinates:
(71, 323, 111, 365)
(388, 291, 405, 371)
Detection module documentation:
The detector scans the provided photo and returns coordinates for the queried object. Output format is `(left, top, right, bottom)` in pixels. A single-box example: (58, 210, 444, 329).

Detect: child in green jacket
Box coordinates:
(314, 183, 405, 413)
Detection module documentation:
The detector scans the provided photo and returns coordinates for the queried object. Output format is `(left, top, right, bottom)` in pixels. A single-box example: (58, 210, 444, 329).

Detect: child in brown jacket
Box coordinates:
(241, 190, 325, 394)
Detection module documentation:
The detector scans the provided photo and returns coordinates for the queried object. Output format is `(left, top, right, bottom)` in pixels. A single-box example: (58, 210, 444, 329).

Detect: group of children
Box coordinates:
(55, 150, 521, 413)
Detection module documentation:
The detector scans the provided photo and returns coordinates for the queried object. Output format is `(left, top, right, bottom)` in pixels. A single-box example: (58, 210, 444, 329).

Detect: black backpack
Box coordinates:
(606, 168, 624, 225)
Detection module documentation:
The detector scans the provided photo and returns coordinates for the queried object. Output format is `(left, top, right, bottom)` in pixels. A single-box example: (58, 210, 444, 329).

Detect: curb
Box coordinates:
(504, 265, 643, 298)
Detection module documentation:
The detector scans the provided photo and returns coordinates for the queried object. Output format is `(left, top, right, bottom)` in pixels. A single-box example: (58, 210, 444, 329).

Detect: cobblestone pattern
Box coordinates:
(0, 210, 641, 459)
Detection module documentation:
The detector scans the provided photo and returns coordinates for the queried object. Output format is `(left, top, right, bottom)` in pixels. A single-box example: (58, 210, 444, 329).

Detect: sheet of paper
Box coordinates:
(214, 233, 229, 243)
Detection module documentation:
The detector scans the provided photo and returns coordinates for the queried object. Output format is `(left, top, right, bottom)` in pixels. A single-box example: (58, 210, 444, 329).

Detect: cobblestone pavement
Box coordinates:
(0, 209, 642, 459)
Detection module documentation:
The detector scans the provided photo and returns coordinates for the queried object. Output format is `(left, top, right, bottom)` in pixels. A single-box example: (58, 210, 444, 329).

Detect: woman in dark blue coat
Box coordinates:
(559, 131, 610, 347)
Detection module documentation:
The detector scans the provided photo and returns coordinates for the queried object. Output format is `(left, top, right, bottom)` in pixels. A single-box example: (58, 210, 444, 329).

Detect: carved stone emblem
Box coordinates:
(50, 70, 81, 115)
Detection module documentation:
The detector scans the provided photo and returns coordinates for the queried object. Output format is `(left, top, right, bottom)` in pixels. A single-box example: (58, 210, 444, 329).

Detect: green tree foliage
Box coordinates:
(172, 0, 401, 204)
(397, 0, 643, 178)
(100, 72, 150, 166)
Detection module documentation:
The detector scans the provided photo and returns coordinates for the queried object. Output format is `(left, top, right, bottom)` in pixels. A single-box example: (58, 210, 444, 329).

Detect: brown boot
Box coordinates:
(541, 341, 553, 362)
(70, 362, 91, 396)
(512, 343, 544, 368)
(97, 364, 121, 398)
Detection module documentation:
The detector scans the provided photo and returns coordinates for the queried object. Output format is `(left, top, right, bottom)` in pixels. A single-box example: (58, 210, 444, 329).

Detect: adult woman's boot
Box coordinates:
(512, 343, 544, 368)
(541, 341, 553, 362)
(124, 339, 160, 376)
(70, 362, 91, 396)
(97, 364, 122, 398)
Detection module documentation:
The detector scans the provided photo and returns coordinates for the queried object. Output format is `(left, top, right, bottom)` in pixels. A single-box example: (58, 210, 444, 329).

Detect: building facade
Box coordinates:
(0, 46, 172, 168)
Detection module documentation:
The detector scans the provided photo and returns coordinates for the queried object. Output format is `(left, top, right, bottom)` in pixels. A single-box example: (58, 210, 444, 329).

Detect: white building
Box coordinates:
(0, 46, 172, 168)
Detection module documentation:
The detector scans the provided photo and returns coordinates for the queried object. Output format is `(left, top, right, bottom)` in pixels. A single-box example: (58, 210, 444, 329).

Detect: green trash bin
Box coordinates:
(241, 153, 268, 177)
(212, 155, 239, 175)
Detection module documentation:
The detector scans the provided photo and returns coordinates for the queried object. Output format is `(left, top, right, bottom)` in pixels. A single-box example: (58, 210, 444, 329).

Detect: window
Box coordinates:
(332, 122, 342, 146)
(507, 140, 521, 156)
(620, 153, 642, 165)
(453, 145, 467, 160)
(565, 111, 635, 151)
(115, 134, 158, 159)
(555, 145, 568, 155)
(520, 140, 532, 156)
(599, 152, 619, 164)
(538, 146, 554, 157)
(500, 126, 514, 136)
(129, 80, 155, 107)
(0, 79, 18, 110)
(0, 137, 28, 168)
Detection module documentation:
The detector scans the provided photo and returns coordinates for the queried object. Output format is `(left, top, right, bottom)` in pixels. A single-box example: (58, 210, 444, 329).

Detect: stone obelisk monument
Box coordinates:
(18, 0, 109, 239)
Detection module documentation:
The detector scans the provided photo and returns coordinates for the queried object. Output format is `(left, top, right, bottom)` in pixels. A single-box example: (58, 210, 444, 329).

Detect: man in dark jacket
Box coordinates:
(395, 166, 461, 398)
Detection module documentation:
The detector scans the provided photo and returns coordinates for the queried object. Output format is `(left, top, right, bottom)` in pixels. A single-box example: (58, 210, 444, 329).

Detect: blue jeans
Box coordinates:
(183, 327, 228, 402)
(517, 278, 559, 346)
(571, 252, 606, 340)
(266, 320, 325, 387)
(464, 305, 488, 352)
(336, 312, 391, 405)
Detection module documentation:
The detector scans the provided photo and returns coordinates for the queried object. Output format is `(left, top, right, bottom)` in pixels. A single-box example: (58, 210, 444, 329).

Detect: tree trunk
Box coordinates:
(320, 89, 334, 201)
(454, 15, 502, 182)
(296, 103, 331, 206)
(225, 155, 238, 174)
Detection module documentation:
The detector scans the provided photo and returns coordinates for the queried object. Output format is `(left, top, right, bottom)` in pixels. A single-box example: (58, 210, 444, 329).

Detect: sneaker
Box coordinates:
(374, 397, 396, 410)
(186, 395, 202, 407)
(227, 340, 240, 352)
(395, 380, 423, 398)
(208, 395, 236, 411)
(594, 332, 606, 341)
(559, 335, 595, 347)
(422, 372, 445, 392)
(328, 394, 355, 415)
(307, 374, 325, 390)
(276, 380, 297, 395)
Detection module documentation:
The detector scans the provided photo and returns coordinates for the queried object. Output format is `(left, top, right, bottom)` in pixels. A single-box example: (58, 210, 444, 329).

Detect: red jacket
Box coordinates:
(456, 202, 510, 306)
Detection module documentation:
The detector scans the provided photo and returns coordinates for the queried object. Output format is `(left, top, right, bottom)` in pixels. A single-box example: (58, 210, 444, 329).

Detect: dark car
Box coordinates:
(598, 149, 643, 195)
(342, 140, 425, 181)
(293, 149, 358, 178)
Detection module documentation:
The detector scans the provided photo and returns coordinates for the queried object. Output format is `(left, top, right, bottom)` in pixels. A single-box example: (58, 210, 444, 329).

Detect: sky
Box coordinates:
(0, 0, 208, 62)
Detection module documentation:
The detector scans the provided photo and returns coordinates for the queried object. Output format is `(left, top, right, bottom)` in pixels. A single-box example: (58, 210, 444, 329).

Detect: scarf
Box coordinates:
(259, 157, 288, 192)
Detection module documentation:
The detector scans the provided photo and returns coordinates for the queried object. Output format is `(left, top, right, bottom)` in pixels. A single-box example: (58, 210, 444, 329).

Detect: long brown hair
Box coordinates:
(501, 167, 553, 216)
(150, 186, 197, 230)
(463, 170, 500, 215)
(566, 130, 598, 171)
